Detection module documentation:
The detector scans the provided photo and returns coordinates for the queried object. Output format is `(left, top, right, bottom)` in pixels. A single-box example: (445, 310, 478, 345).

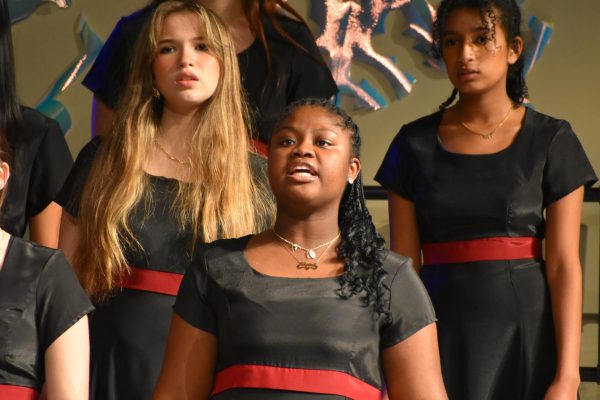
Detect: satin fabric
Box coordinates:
(175, 236, 436, 399)
(376, 107, 597, 399)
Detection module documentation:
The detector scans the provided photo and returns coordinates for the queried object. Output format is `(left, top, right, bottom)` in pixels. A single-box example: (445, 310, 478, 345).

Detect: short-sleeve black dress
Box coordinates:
(83, 4, 338, 144)
(1, 106, 73, 237)
(57, 137, 195, 400)
(174, 236, 436, 399)
(375, 107, 598, 400)
(0, 237, 93, 398)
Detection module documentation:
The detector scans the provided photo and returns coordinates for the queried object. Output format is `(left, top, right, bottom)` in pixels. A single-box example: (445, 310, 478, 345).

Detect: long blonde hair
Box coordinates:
(77, 0, 271, 299)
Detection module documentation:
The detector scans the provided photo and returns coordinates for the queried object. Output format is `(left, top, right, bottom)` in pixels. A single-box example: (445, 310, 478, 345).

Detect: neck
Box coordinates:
(158, 107, 196, 146)
(198, 0, 246, 23)
(273, 211, 340, 248)
(457, 90, 513, 123)
(0, 228, 10, 272)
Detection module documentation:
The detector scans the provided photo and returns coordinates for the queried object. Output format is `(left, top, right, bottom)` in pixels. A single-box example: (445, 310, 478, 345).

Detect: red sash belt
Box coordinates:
(122, 267, 183, 296)
(0, 385, 38, 400)
(211, 365, 381, 399)
(423, 237, 542, 265)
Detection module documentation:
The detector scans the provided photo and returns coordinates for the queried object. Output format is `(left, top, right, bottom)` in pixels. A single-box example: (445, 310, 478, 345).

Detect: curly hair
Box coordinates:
(432, 0, 528, 109)
(274, 98, 391, 324)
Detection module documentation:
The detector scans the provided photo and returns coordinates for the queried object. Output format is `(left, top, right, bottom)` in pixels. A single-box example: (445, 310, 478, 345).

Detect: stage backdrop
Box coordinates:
(10, 0, 600, 366)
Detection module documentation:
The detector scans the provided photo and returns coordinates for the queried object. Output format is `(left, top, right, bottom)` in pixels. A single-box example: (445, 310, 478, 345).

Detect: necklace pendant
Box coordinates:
(306, 249, 317, 259)
(483, 133, 493, 140)
(297, 261, 318, 270)
(291, 244, 299, 252)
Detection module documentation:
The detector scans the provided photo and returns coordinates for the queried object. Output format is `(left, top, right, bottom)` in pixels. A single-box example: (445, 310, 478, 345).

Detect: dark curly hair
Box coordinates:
(432, 0, 528, 109)
(274, 98, 391, 324)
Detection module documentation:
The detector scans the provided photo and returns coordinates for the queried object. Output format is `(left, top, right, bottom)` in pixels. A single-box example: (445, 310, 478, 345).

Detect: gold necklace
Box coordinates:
(273, 230, 340, 270)
(154, 140, 191, 166)
(459, 104, 514, 140)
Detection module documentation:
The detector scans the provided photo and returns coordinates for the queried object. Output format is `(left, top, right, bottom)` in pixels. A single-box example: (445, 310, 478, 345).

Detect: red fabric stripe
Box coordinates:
(122, 267, 183, 296)
(423, 237, 542, 265)
(211, 364, 382, 399)
(251, 138, 269, 157)
(0, 385, 38, 400)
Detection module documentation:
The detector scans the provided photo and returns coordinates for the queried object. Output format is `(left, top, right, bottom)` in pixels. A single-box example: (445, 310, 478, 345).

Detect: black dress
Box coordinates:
(174, 236, 436, 399)
(57, 138, 195, 400)
(1, 106, 73, 237)
(0, 237, 93, 397)
(82, 5, 338, 143)
(375, 108, 598, 400)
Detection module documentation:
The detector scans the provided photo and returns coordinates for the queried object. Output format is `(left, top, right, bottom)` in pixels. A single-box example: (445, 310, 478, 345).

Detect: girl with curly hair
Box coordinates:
(154, 98, 447, 399)
(376, 0, 597, 398)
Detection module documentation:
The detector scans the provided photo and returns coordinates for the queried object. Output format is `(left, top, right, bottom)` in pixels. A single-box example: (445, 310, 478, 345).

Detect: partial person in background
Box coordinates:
(85, 0, 337, 155)
(58, 1, 272, 399)
(154, 98, 448, 400)
(0, 131, 93, 399)
(376, 0, 597, 398)
(0, 0, 73, 247)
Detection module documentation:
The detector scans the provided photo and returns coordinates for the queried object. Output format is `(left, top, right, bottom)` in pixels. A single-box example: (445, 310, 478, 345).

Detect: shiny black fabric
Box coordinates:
(174, 236, 436, 399)
(1, 106, 73, 237)
(0, 237, 93, 391)
(375, 108, 597, 399)
(82, 5, 337, 142)
(56, 138, 193, 400)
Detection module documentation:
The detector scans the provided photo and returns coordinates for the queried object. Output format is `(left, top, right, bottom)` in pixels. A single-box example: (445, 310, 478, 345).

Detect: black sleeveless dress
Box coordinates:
(375, 107, 597, 400)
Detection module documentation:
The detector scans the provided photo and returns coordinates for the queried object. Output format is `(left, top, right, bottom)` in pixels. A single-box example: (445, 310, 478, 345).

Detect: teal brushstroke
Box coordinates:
(35, 14, 104, 133)
(8, 0, 71, 24)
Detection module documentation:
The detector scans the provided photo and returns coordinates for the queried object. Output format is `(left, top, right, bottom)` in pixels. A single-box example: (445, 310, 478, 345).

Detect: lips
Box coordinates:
(175, 71, 199, 87)
(459, 68, 479, 78)
(287, 162, 318, 182)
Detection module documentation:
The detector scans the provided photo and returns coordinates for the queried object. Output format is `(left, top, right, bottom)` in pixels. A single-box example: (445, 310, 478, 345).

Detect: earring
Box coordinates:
(348, 177, 354, 185)
(152, 87, 161, 99)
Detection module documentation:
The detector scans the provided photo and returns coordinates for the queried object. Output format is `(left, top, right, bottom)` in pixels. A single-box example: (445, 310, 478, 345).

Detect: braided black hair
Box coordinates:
(0, 0, 21, 153)
(432, 0, 528, 109)
(274, 98, 391, 324)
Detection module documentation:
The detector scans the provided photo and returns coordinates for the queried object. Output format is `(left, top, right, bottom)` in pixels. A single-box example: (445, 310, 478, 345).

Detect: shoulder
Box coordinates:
(524, 107, 574, 139)
(112, 4, 155, 38)
(15, 106, 62, 144)
(399, 111, 443, 139)
(191, 236, 251, 272)
(74, 137, 103, 164)
(381, 251, 413, 279)
(264, 13, 315, 44)
(8, 236, 68, 276)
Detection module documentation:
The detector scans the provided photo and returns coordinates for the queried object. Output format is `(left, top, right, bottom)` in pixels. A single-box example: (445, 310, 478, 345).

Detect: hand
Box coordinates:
(544, 376, 580, 400)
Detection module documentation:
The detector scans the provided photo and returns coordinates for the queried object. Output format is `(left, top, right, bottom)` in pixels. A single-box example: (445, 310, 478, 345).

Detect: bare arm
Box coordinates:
(44, 316, 90, 400)
(383, 323, 447, 399)
(388, 192, 422, 271)
(153, 313, 217, 400)
(544, 187, 584, 398)
(58, 211, 80, 268)
(29, 202, 63, 248)
(91, 96, 115, 138)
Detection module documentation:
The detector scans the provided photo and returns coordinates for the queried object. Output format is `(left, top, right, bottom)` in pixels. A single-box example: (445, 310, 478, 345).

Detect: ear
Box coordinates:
(347, 157, 361, 183)
(507, 36, 524, 65)
(0, 162, 10, 192)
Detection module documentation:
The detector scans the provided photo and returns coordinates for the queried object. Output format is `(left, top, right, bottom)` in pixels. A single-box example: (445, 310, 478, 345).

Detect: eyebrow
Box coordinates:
(157, 35, 205, 44)
(443, 27, 488, 36)
(275, 125, 341, 135)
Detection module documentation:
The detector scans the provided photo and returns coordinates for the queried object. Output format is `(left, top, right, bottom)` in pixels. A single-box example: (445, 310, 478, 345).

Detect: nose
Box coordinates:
(179, 45, 194, 68)
(459, 40, 475, 62)
(292, 138, 315, 158)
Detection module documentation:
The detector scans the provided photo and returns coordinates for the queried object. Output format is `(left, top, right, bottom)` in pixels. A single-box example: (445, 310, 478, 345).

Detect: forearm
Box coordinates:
(546, 262, 582, 383)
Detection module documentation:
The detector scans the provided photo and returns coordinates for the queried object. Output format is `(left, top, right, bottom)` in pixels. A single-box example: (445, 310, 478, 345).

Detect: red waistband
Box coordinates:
(251, 138, 268, 157)
(0, 385, 38, 400)
(211, 365, 381, 399)
(422, 237, 542, 266)
(122, 267, 183, 296)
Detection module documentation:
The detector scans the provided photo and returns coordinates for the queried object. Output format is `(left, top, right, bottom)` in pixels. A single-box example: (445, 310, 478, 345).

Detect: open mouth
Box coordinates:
(287, 163, 318, 179)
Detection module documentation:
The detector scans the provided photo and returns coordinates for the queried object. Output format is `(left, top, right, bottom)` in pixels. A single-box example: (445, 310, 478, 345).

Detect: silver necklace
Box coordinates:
(274, 231, 339, 270)
(272, 229, 340, 260)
